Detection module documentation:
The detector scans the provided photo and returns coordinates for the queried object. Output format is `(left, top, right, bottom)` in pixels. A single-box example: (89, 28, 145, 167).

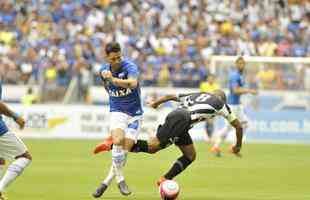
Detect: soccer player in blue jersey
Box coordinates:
(0, 82, 32, 200)
(211, 56, 257, 156)
(92, 42, 143, 198)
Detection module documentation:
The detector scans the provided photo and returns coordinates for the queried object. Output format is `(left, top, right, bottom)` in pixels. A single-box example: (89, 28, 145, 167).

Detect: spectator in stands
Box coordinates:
(75, 59, 92, 104)
(22, 87, 39, 106)
(258, 35, 278, 57)
(2, 60, 20, 84)
(42, 65, 58, 102)
(0, 0, 308, 95)
(200, 74, 220, 94)
(256, 65, 276, 89)
(157, 63, 170, 87)
(171, 62, 188, 87)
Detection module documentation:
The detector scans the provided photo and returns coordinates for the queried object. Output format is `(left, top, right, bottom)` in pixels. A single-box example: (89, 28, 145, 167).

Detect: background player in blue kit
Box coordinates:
(211, 56, 257, 156)
(92, 42, 143, 198)
(0, 82, 32, 200)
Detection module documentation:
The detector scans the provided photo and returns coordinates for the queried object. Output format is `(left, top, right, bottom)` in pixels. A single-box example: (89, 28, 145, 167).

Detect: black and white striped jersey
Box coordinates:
(177, 92, 236, 126)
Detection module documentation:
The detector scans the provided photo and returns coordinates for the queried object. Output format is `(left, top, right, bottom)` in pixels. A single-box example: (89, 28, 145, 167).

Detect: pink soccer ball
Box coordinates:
(159, 180, 180, 200)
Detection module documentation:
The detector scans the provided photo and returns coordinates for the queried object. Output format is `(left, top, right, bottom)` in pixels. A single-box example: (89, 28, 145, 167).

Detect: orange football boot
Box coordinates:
(157, 176, 167, 187)
(93, 136, 113, 154)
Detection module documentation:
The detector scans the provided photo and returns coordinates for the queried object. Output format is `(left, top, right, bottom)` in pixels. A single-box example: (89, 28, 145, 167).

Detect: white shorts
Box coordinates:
(109, 112, 143, 142)
(0, 131, 28, 160)
(229, 104, 248, 125)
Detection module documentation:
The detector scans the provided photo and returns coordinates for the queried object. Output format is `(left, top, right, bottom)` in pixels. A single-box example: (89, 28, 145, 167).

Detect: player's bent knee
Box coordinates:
(112, 133, 124, 145)
(185, 151, 196, 162)
(189, 152, 196, 162)
(112, 129, 125, 145)
(112, 137, 124, 145)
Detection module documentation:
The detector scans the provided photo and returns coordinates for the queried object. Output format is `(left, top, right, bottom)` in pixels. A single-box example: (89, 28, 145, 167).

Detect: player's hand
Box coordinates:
(230, 145, 242, 157)
(15, 117, 25, 130)
(101, 71, 113, 82)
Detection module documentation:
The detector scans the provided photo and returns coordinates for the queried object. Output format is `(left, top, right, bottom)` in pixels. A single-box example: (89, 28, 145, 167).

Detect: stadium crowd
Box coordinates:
(0, 0, 309, 93)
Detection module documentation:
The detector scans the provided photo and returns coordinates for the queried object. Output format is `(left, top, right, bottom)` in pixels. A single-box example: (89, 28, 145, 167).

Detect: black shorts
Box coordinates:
(156, 108, 193, 148)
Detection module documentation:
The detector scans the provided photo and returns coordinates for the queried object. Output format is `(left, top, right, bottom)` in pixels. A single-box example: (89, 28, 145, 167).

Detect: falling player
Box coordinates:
(92, 42, 143, 198)
(96, 90, 243, 185)
(0, 82, 32, 200)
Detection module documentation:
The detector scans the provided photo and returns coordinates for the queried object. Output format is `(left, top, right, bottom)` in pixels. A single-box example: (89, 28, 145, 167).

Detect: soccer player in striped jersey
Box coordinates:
(130, 90, 243, 185)
(0, 82, 32, 200)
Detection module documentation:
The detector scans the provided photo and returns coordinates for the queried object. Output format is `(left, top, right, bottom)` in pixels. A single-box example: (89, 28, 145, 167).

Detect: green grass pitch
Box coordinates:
(5, 140, 310, 200)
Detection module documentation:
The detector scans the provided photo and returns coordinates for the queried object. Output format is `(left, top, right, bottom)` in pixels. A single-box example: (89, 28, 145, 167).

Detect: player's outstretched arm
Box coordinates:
(229, 119, 243, 154)
(148, 94, 179, 109)
(0, 101, 25, 129)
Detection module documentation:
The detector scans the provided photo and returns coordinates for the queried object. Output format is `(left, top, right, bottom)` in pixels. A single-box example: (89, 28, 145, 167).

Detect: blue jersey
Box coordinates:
(100, 59, 143, 116)
(228, 69, 245, 105)
(0, 83, 8, 135)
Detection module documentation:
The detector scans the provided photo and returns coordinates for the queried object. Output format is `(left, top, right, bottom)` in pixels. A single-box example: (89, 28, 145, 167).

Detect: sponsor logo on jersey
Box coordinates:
(135, 110, 142, 115)
(109, 88, 132, 97)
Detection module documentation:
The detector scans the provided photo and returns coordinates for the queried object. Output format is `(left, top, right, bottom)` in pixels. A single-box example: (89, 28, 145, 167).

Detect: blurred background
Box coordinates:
(1, 0, 310, 142)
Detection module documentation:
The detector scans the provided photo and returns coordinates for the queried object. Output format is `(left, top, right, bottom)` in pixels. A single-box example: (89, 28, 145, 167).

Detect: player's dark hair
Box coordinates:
(105, 42, 121, 55)
(213, 89, 227, 103)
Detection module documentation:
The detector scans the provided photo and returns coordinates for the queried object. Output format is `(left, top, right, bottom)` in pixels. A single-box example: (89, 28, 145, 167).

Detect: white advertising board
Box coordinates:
(4, 104, 177, 140)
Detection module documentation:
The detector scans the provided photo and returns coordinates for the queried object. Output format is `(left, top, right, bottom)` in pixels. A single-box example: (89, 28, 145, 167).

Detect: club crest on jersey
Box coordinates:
(109, 88, 132, 97)
(118, 72, 126, 79)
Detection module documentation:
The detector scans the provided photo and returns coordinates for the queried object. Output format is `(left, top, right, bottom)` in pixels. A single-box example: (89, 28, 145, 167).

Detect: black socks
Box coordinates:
(164, 155, 193, 179)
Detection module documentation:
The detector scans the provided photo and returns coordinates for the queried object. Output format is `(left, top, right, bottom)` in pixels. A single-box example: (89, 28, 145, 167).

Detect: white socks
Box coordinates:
(102, 165, 115, 186)
(102, 145, 128, 186)
(111, 145, 127, 184)
(114, 151, 127, 183)
(0, 157, 31, 192)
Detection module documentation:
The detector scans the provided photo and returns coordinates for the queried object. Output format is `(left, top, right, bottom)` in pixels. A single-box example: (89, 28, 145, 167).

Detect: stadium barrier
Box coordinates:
(4, 104, 310, 144)
(3, 85, 310, 111)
